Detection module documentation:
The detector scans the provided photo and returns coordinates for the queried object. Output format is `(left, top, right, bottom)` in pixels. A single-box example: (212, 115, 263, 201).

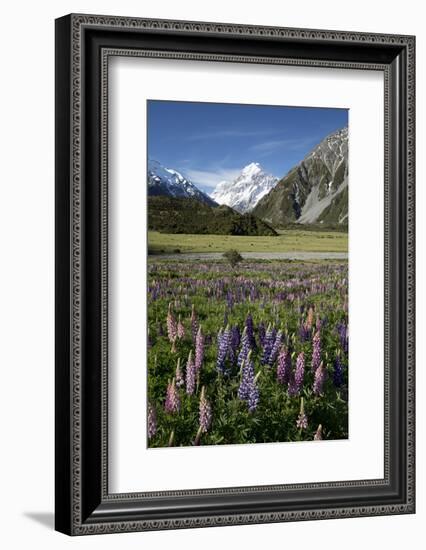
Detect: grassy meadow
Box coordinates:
(148, 229, 348, 254)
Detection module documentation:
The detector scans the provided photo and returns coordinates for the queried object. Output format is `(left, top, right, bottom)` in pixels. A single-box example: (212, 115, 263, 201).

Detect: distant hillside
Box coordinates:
(253, 127, 348, 227)
(148, 196, 277, 236)
(148, 159, 216, 207)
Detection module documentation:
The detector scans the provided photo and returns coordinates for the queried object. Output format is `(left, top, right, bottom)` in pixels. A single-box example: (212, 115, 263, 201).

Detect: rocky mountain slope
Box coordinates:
(211, 162, 278, 213)
(148, 159, 216, 207)
(253, 127, 348, 227)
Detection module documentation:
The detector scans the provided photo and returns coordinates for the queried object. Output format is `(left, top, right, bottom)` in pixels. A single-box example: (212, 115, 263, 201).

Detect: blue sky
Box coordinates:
(147, 100, 348, 193)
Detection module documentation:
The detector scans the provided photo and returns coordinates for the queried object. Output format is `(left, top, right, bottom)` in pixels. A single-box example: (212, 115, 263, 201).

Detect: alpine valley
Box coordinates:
(147, 126, 348, 235)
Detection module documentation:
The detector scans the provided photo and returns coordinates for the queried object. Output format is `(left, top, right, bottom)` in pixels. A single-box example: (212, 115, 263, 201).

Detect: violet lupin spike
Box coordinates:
(311, 330, 321, 372)
(296, 397, 308, 429)
(333, 352, 344, 387)
(247, 370, 260, 412)
(199, 386, 212, 433)
(237, 327, 250, 369)
(313, 361, 327, 396)
(194, 326, 205, 372)
(245, 312, 256, 349)
(238, 351, 255, 401)
(277, 346, 291, 385)
(147, 402, 157, 439)
(216, 325, 231, 374)
(166, 302, 177, 343)
(185, 350, 196, 396)
(261, 324, 274, 365)
(164, 378, 180, 414)
(288, 351, 305, 396)
(268, 329, 283, 366)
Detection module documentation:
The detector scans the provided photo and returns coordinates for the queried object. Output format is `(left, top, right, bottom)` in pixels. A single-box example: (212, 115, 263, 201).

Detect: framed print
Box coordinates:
(55, 14, 415, 535)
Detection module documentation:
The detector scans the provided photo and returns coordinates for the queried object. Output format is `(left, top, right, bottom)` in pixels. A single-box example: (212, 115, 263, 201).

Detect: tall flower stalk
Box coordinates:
(288, 351, 305, 397)
(147, 402, 157, 439)
(296, 397, 308, 429)
(191, 304, 198, 342)
(199, 386, 212, 433)
(195, 326, 205, 372)
(311, 330, 321, 372)
(277, 346, 292, 385)
(313, 361, 327, 396)
(166, 303, 177, 343)
(165, 378, 180, 414)
(185, 350, 196, 395)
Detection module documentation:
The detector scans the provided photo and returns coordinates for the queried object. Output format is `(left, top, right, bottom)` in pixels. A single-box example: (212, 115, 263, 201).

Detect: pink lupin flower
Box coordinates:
(164, 378, 180, 414)
(199, 386, 212, 433)
(177, 315, 185, 340)
(166, 303, 177, 343)
(296, 397, 308, 429)
(277, 346, 291, 384)
(311, 330, 321, 372)
(195, 326, 205, 372)
(313, 361, 327, 396)
(147, 402, 157, 439)
(314, 424, 323, 441)
(185, 350, 196, 396)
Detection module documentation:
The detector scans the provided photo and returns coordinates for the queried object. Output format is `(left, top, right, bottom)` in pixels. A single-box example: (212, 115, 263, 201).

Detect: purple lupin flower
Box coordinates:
(247, 378, 260, 413)
(288, 352, 305, 397)
(261, 324, 275, 365)
(337, 322, 349, 354)
(237, 327, 251, 369)
(199, 386, 212, 433)
(245, 312, 256, 349)
(314, 424, 323, 441)
(191, 304, 198, 342)
(299, 321, 311, 342)
(175, 357, 184, 388)
(311, 330, 321, 372)
(166, 303, 177, 343)
(216, 325, 231, 374)
(147, 402, 157, 439)
(333, 353, 344, 387)
(230, 325, 241, 356)
(165, 378, 180, 414)
(277, 346, 292, 385)
(177, 315, 185, 340)
(194, 326, 205, 372)
(296, 397, 308, 429)
(313, 361, 327, 396)
(185, 350, 196, 395)
(268, 329, 283, 366)
(238, 352, 255, 400)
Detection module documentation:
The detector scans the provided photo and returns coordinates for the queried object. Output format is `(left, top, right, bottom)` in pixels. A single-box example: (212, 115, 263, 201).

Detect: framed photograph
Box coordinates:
(55, 14, 415, 535)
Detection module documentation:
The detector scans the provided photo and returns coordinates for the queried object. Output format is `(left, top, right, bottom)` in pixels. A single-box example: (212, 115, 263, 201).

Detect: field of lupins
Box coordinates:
(147, 259, 348, 447)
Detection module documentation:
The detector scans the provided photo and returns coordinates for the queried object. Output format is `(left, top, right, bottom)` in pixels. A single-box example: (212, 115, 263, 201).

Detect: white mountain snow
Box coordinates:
(147, 159, 215, 206)
(210, 162, 278, 213)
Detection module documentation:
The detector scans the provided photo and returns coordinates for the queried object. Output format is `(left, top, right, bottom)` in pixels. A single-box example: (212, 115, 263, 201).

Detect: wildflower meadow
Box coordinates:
(147, 259, 348, 448)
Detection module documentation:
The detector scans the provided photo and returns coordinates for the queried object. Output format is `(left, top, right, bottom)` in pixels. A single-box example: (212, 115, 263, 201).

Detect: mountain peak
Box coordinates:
(211, 163, 278, 213)
(241, 162, 262, 176)
(147, 159, 216, 207)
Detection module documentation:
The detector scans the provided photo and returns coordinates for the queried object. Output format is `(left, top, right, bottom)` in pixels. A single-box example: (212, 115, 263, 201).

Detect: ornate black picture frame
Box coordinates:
(55, 14, 415, 535)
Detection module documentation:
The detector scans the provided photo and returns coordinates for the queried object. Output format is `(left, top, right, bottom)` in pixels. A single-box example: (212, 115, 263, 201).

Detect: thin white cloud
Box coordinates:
(185, 168, 241, 190)
(185, 128, 278, 141)
(250, 136, 320, 156)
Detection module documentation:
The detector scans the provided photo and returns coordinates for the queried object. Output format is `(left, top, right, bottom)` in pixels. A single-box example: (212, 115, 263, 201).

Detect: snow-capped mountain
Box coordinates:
(210, 163, 278, 213)
(147, 159, 216, 206)
(253, 127, 348, 226)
